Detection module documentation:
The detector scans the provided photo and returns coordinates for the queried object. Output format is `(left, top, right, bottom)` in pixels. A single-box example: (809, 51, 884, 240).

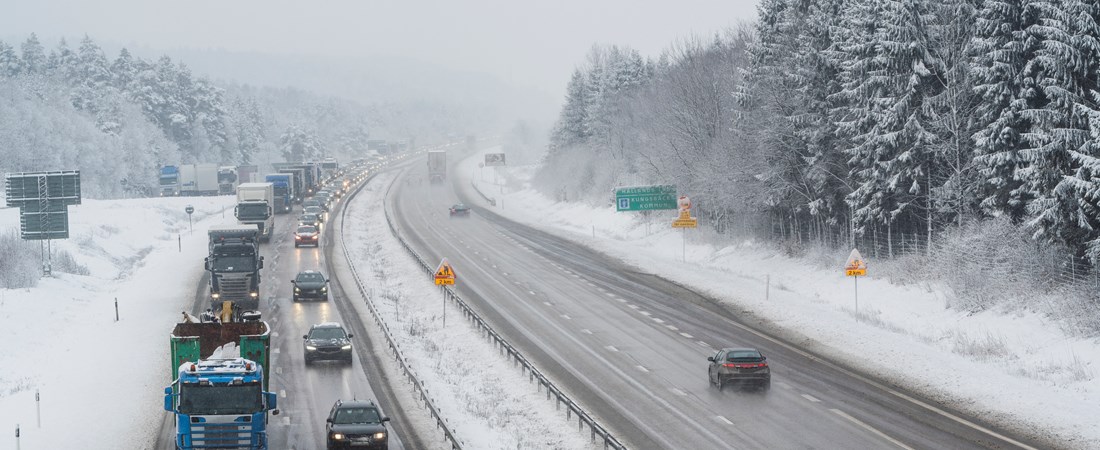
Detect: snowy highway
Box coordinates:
(155, 170, 415, 450)
(385, 155, 1046, 450)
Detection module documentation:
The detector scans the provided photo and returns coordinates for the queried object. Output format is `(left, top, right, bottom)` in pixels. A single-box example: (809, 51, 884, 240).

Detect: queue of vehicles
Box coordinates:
(164, 156, 394, 450)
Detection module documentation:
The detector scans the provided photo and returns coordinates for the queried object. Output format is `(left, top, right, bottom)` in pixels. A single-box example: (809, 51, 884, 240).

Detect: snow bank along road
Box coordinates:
(388, 154, 1051, 449)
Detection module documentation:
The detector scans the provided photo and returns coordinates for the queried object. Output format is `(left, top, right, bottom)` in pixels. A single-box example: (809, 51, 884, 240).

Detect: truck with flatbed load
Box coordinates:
(427, 150, 447, 183)
(165, 320, 278, 450)
(235, 183, 274, 242)
(206, 225, 264, 314)
(263, 174, 293, 214)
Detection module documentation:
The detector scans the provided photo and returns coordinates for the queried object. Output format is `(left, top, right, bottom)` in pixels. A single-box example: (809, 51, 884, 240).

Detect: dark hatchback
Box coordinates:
(708, 347, 771, 391)
(449, 203, 471, 217)
(304, 322, 353, 365)
(292, 270, 328, 301)
(326, 399, 390, 449)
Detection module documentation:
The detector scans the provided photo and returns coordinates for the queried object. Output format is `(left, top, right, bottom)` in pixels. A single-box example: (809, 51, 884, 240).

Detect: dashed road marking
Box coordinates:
(666, 325, 679, 331)
(640, 311, 652, 316)
(802, 394, 821, 403)
(716, 416, 733, 425)
(696, 341, 709, 347)
(606, 345, 619, 352)
(652, 318, 665, 323)
(280, 389, 287, 398)
(680, 332, 693, 339)
(830, 409, 914, 449)
(605, 293, 616, 298)
(636, 365, 649, 373)
(561, 314, 572, 320)
(543, 302, 552, 306)
(670, 388, 687, 396)
(581, 329, 593, 335)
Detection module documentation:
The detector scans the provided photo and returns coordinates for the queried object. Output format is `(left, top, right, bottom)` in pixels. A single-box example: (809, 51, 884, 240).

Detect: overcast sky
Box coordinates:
(4, 0, 760, 98)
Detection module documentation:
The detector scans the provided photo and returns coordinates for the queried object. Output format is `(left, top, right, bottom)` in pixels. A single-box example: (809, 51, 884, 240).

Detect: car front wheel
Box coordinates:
(716, 375, 725, 391)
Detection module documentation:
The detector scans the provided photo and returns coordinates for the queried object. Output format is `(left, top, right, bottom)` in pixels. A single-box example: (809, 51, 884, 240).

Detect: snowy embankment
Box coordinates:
(0, 197, 235, 449)
(460, 147, 1099, 449)
(339, 171, 600, 450)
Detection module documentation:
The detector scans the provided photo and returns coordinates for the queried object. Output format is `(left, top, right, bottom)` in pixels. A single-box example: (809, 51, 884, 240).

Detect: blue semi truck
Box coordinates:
(264, 174, 293, 214)
(164, 321, 278, 449)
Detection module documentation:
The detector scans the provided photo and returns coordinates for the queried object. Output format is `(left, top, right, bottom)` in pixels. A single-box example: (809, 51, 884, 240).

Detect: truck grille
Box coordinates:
(214, 275, 253, 300)
(187, 421, 260, 449)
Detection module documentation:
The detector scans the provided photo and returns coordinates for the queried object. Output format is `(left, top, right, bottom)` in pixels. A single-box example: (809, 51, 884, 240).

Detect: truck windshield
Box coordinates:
(159, 177, 177, 186)
(237, 204, 268, 218)
(179, 383, 263, 415)
(273, 186, 288, 196)
(210, 256, 255, 272)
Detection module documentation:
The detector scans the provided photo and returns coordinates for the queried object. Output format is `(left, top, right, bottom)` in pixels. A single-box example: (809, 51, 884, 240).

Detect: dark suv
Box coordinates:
(326, 399, 390, 449)
(708, 347, 771, 391)
(304, 322, 353, 365)
(292, 270, 328, 301)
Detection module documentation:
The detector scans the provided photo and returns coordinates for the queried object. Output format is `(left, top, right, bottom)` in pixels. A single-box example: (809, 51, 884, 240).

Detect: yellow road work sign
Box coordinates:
(844, 249, 867, 276)
(434, 258, 456, 285)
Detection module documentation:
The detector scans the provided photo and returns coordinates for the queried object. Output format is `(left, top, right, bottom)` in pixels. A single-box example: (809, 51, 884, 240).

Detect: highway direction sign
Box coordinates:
(615, 185, 677, 211)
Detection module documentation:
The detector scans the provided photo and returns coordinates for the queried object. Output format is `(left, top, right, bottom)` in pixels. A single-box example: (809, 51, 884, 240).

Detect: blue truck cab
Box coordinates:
(160, 165, 180, 196)
(164, 358, 278, 449)
(263, 174, 292, 214)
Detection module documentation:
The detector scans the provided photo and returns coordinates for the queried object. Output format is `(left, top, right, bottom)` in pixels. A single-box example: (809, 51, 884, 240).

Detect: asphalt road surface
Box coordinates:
(386, 162, 1048, 450)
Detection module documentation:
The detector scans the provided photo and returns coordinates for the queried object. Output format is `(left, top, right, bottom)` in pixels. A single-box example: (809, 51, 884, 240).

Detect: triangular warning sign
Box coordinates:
(435, 258, 455, 278)
(844, 249, 867, 271)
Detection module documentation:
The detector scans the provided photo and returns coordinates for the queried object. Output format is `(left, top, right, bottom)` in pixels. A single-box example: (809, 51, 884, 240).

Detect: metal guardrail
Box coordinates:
(386, 173, 628, 450)
(470, 179, 496, 206)
(338, 167, 464, 449)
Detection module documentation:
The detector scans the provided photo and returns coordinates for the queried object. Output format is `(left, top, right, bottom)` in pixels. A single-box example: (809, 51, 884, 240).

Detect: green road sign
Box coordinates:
(615, 185, 677, 211)
(5, 171, 81, 240)
(19, 202, 70, 239)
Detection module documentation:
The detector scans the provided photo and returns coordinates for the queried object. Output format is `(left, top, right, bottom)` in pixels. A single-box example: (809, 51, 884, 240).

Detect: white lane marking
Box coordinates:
(640, 311, 652, 316)
(636, 365, 649, 373)
(272, 332, 279, 338)
(628, 304, 639, 310)
(617, 298, 627, 303)
(571, 274, 581, 278)
(514, 281, 521, 285)
(586, 282, 595, 287)
(653, 318, 665, 324)
(492, 265, 497, 269)
(666, 325, 679, 331)
(716, 416, 733, 425)
(670, 388, 687, 396)
(581, 329, 593, 335)
(696, 341, 709, 347)
(597, 287, 606, 292)
(275, 367, 283, 375)
(606, 346, 619, 352)
(680, 332, 693, 339)
(280, 389, 287, 398)
(605, 293, 616, 298)
(273, 348, 280, 354)
(561, 314, 572, 320)
(543, 302, 552, 306)
(502, 272, 509, 276)
(830, 409, 914, 450)
(529, 291, 536, 295)
(802, 394, 821, 403)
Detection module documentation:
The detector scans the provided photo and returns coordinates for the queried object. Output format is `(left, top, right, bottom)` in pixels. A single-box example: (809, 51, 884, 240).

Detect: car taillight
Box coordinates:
(724, 363, 768, 368)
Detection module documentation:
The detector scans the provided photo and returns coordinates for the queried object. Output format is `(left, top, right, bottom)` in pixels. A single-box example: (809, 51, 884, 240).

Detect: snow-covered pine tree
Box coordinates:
(0, 41, 23, 77)
(20, 33, 46, 74)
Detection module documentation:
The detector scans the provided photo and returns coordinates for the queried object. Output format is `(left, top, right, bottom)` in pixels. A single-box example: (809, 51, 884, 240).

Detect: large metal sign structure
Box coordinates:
(5, 171, 81, 275)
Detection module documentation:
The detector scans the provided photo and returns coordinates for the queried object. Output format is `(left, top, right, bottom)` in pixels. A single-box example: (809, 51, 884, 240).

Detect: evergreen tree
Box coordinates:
(0, 41, 22, 77)
(20, 33, 46, 74)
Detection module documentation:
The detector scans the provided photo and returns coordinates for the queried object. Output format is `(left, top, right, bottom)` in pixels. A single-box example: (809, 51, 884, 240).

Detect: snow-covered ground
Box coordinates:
(0, 196, 235, 449)
(460, 147, 1100, 449)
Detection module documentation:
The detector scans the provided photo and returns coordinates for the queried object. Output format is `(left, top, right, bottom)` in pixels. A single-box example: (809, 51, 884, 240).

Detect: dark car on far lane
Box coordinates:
(708, 347, 771, 391)
(449, 203, 471, 217)
(299, 213, 321, 228)
(292, 269, 328, 301)
(303, 322, 352, 365)
(326, 399, 390, 449)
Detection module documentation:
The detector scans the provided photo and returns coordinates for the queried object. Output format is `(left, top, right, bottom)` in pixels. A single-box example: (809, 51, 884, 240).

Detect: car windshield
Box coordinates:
(727, 351, 763, 362)
(300, 214, 318, 222)
(333, 407, 380, 424)
(297, 272, 324, 283)
(304, 200, 320, 207)
(210, 255, 255, 272)
(178, 383, 263, 415)
(305, 207, 322, 214)
(237, 203, 268, 217)
(297, 226, 317, 234)
(309, 327, 346, 340)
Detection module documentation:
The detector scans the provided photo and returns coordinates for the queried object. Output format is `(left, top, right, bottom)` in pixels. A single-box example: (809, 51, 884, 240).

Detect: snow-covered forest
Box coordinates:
(539, 0, 1100, 323)
(0, 33, 454, 198)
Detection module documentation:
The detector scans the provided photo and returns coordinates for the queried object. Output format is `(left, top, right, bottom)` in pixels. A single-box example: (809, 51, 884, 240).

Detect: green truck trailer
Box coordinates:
(169, 321, 271, 390)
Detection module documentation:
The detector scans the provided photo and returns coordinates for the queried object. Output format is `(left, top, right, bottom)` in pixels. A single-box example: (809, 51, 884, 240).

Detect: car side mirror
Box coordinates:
(258, 256, 264, 269)
(326, 418, 333, 423)
(347, 334, 353, 339)
(381, 417, 390, 422)
(707, 357, 715, 362)
(303, 335, 309, 339)
(291, 280, 296, 284)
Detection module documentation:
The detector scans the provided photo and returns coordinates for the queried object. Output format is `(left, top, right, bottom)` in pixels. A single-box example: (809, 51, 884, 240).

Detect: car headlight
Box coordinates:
(341, 345, 351, 350)
(373, 432, 386, 440)
(306, 345, 317, 351)
(295, 287, 301, 292)
(321, 287, 327, 292)
(331, 433, 344, 440)
(250, 292, 259, 298)
(211, 293, 219, 299)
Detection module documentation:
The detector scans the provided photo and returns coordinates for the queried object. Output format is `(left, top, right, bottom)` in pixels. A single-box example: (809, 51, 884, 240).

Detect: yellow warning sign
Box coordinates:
(434, 258, 456, 285)
(844, 249, 867, 277)
(672, 218, 697, 228)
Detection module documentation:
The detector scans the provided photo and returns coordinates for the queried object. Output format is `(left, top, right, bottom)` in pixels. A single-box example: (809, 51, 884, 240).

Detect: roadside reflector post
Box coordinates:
(766, 275, 770, 301)
(15, 424, 19, 450)
(35, 391, 40, 428)
(114, 297, 119, 322)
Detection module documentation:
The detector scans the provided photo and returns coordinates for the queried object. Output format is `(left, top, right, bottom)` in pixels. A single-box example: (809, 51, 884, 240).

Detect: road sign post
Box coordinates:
(434, 258, 456, 328)
(671, 196, 697, 261)
(185, 205, 194, 234)
(844, 249, 868, 312)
